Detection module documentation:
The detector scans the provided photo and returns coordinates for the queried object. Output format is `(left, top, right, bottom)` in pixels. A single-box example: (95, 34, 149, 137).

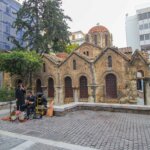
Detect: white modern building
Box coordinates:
(126, 4, 150, 52)
(69, 31, 85, 45)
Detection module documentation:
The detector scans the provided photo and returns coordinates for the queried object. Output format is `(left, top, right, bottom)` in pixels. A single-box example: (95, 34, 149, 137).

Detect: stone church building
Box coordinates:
(8, 25, 150, 105)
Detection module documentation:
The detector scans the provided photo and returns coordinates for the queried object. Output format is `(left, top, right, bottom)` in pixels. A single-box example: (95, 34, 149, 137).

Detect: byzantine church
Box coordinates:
(9, 25, 150, 105)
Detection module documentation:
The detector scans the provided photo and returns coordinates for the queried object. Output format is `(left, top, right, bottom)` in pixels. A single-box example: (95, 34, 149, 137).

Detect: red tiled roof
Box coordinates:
(56, 52, 69, 59)
(88, 25, 109, 33)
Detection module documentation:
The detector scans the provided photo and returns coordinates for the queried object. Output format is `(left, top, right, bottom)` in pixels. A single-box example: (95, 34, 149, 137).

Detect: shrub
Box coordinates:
(0, 87, 15, 102)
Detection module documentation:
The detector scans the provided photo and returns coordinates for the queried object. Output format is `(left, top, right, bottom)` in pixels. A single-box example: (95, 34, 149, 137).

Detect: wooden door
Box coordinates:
(80, 76, 88, 98)
(48, 78, 54, 97)
(105, 74, 117, 98)
(36, 79, 42, 93)
(65, 77, 73, 98)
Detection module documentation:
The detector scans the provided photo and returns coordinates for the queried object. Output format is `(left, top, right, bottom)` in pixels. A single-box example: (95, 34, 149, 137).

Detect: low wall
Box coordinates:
(53, 102, 150, 116)
(0, 101, 15, 110)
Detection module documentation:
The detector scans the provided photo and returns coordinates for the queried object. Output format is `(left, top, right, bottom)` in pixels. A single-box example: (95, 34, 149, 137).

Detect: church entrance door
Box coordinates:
(105, 74, 117, 98)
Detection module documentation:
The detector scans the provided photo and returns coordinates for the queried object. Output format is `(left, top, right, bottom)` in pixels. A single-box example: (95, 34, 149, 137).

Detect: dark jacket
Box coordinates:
(15, 87, 26, 106)
(26, 95, 36, 105)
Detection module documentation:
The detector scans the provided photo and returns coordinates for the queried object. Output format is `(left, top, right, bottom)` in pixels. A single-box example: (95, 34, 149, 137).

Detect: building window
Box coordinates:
(6, 6, 10, 15)
(139, 25, 143, 30)
(137, 79, 142, 90)
(140, 35, 144, 41)
(138, 13, 149, 20)
(43, 63, 46, 72)
(73, 60, 76, 70)
(6, 24, 10, 34)
(87, 51, 89, 56)
(144, 23, 149, 29)
(108, 56, 112, 67)
(94, 35, 97, 45)
(145, 34, 150, 40)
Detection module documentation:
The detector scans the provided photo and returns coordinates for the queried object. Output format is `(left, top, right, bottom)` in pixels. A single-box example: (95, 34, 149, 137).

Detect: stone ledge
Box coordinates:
(0, 101, 16, 110)
(53, 102, 150, 116)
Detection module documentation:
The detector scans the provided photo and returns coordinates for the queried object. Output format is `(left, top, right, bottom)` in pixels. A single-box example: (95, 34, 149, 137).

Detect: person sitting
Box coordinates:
(35, 92, 47, 117)
(23, 91, 36, 119)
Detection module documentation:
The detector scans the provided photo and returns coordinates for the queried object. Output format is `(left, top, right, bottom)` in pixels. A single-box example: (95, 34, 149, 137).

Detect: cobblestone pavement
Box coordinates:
(0, 110, 150, 150)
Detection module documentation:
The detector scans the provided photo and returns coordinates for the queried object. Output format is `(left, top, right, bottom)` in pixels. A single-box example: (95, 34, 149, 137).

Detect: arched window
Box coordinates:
(87, 51, 89, 56)
(65, 77, 73, 98)
(48, 78, 54, 97)
(105, 34, 108, 46)
(108, 56, 112, 67)
(73, 60, 76, 70)
(80, 76, 88, 98)
(43, 63, 46, 72)
(94, 34, 97, 45)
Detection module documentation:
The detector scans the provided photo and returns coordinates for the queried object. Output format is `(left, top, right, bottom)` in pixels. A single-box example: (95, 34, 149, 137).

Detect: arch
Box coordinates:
(137, 70, 144, 91)
(48, 77, 54, 98)
(105, 74, 117, 98)
(36, 79, 42, 93)
(65, 77, 73, 98)
(94, 34, 97, 45)
(80, 76, 88, 98)
(108, 56, 112, 67)
(105, 34, 108, 46)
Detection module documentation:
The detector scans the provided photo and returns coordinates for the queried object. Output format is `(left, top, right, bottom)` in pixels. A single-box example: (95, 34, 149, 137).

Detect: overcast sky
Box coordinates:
(19, 0, 150, 47)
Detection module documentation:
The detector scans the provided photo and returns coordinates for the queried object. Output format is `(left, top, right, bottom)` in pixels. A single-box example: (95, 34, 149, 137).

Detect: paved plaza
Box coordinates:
(0, 110, 150, 150)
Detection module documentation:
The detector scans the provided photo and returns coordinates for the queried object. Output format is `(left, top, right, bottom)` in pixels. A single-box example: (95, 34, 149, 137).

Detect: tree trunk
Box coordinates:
(29, 72, 32, 90)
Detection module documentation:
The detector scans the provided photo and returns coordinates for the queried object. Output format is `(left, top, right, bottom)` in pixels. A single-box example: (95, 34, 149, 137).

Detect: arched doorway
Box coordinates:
(48, 77, 54, 98)
(137, 70, 144, 105)
(36, 79, 42, 93)
(137, 70, 144, 91)
(65, 77, 73, 98)
(105, 74, 117, 98)
(80, 76, 88, 98)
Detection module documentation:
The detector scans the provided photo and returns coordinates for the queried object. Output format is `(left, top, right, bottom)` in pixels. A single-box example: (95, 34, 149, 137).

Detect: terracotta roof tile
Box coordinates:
(88, 25, 109, 33)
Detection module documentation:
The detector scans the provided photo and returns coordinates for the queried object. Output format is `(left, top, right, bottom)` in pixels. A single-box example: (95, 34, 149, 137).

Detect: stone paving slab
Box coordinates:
(26, 143, 68, 150)
(0, 110, 150, 150)
(0, 135, 25, 150)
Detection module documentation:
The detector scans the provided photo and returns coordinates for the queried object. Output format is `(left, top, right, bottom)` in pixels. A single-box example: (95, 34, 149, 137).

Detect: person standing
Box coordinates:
(15, 81, 26, 111)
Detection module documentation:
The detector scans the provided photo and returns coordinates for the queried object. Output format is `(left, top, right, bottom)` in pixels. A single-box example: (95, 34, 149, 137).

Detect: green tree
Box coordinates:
(0, 51, 42, 89)
(11, 0, 71, 53)
(65, 44, 79, 54)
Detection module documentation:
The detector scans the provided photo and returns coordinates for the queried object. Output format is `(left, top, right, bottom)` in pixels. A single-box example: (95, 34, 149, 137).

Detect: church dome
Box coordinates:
(88, 25, 109, 34)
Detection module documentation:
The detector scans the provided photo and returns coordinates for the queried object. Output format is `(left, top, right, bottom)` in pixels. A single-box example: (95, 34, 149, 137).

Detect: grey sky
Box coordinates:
(19, 0, 150, 47)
